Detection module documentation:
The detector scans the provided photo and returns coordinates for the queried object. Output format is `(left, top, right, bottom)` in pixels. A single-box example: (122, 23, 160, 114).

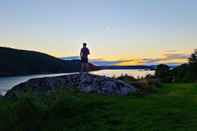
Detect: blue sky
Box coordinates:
(0, 0, 196, 65)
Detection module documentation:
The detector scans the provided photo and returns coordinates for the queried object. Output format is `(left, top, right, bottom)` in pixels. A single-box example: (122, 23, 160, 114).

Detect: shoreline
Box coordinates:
(0, 69, 155, 95)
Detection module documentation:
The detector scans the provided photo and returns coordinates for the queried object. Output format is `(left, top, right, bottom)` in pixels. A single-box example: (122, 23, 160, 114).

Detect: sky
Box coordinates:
(0, 0, 196, 65)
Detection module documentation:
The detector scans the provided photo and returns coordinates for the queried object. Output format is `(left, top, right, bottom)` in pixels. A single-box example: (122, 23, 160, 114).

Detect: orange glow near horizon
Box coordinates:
(42, 48, 194, 65)
(2, 44, 194, 66)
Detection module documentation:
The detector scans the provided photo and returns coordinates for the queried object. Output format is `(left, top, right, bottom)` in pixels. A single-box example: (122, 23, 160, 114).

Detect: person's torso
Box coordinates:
(81, 47, 89, 58)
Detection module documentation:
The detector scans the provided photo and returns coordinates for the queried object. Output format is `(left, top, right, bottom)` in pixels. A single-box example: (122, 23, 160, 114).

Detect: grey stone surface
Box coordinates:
(5, 73, 136, 97)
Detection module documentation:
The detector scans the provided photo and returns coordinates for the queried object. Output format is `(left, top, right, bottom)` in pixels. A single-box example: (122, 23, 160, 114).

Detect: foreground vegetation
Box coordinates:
(0, 83, 197, 131)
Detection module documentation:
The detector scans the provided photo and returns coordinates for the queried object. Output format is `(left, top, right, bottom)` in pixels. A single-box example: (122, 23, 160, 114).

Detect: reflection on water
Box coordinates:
(0, 69, 154, 95)
(91, 69, 155, 78)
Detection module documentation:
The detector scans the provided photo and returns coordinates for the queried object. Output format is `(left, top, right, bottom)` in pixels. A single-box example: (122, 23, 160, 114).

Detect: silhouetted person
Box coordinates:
(80, 43, 90, 73)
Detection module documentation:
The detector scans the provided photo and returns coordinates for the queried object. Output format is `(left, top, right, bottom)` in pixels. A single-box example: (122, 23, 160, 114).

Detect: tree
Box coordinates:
(166, 49, 197, 82)
(189, 49, 197, 64)
(155, 64, 171, 82)
(188, 49, 197, 81)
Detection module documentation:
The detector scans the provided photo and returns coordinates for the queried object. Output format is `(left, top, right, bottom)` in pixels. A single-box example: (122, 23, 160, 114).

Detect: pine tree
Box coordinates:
(189, 49, 197, 64)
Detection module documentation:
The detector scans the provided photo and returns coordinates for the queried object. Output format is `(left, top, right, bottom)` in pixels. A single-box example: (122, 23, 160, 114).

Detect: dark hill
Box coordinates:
(0, 47, 97, 76)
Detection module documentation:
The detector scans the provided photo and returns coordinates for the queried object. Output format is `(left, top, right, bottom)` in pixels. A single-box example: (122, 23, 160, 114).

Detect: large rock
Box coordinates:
(5, 73, 136, 97)
(79, 73, 136, 95)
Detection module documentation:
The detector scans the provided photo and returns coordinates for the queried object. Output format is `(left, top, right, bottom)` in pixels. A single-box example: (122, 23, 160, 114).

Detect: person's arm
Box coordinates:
(88, 48, 90, 55)
(80, 48, 83, 57)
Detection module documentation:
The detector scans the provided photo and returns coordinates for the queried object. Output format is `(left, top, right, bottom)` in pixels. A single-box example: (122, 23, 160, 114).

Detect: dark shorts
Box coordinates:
(81, 57, 88, 63)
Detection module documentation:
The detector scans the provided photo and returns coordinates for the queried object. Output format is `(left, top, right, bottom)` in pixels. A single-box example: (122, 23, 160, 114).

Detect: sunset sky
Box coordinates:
(0, 0, 196, 65)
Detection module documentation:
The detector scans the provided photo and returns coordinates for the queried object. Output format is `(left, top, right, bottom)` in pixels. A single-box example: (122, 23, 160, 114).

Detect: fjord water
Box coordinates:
(91, 69, 155, 78)
(0, 69, 154, 95)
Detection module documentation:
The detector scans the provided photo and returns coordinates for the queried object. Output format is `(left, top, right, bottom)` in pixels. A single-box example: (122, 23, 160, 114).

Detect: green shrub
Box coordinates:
(117, 75, 137, 84)
(155, 64, 172, 82)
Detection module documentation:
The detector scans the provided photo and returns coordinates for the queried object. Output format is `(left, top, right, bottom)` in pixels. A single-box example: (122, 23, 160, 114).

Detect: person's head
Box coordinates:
(83, 43, 87, 47)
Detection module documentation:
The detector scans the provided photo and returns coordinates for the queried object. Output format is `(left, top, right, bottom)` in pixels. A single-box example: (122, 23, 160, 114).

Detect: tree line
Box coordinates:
(156, 49, 197, 82)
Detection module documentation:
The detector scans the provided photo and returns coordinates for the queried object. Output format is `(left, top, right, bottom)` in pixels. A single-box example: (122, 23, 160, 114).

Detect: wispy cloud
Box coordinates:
(62, 51, 191, 66)
(90, 59, 134, 66)
(142, 52, 190, 64)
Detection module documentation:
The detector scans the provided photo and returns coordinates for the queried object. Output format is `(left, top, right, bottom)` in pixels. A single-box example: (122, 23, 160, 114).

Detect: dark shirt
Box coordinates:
(80, 47, 90, 59)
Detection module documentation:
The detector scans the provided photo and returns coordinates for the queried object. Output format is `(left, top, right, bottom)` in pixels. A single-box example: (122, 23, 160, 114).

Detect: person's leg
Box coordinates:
(80, 63, 86, 80)
(82, 58, 88, 73)
(80, 62, 89, 79)
(81, 63, 85, 73)
(85, 63, 89, 72)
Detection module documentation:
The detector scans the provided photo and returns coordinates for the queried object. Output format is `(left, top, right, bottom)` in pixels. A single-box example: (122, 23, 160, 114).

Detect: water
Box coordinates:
(91, 69, 155, 78)
(0, 69, 154, 95)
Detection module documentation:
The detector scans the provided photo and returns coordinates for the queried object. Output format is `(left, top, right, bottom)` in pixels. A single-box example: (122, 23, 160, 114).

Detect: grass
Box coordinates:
(0, 83, 197, 131)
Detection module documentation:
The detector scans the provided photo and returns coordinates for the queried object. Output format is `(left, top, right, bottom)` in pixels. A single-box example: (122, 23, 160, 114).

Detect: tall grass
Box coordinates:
(0, 83, 197, 131)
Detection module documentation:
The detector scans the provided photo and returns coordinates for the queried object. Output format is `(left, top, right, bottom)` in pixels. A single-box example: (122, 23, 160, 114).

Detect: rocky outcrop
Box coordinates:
(5, 74, 136, 97)
(79, 74, 136, 95)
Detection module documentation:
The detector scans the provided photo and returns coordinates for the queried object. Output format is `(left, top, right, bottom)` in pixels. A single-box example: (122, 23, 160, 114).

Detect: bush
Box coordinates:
(155, 64, 172, 82)
(117, 75, 137, 84)
(118, 75, 161, 95)
(131, 79, 161, 94)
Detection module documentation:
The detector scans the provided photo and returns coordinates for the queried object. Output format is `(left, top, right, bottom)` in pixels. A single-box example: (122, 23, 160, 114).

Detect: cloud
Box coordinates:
(164, 53, 189, 60)
(142, 52, 190, 64)
(90, 58, 134, 66)
(164, 50, 178, 53)
(61, 52, 190, 66)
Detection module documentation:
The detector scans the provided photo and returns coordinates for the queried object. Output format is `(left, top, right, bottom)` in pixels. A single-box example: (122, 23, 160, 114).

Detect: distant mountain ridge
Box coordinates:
(0, 47, 97, 76)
